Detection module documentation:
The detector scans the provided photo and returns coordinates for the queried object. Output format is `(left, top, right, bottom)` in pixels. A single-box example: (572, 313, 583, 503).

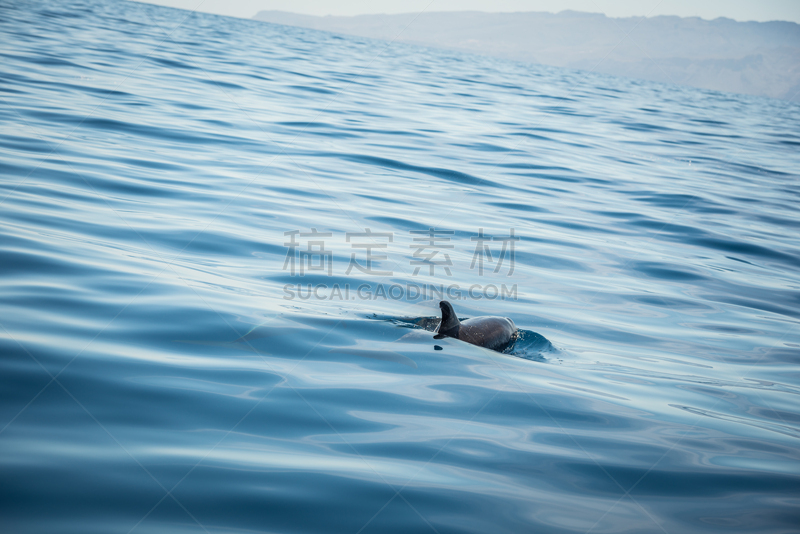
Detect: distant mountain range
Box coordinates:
(252, 10, 800, 102)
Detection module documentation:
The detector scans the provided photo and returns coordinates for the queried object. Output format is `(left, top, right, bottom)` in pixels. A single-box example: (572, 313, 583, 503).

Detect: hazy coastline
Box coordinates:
(254, 9, 800, 101)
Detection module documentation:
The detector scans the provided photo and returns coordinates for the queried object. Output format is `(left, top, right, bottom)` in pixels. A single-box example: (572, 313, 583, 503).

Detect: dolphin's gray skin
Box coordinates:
(434, 300, 517, 352)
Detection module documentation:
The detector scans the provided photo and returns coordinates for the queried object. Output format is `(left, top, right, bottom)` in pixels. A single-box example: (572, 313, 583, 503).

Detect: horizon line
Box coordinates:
(253, 9, 797, 25)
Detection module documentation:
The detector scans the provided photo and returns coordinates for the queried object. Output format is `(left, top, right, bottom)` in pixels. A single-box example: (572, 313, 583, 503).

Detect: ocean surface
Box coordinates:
(2, 1, 800, 532)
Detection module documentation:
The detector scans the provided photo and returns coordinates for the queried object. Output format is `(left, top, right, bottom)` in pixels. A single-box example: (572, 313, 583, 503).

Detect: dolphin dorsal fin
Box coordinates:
(439, 300, 460, 334)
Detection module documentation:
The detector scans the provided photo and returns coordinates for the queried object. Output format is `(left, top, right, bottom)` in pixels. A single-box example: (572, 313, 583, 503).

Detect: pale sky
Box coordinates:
(136, 0, 800, 23)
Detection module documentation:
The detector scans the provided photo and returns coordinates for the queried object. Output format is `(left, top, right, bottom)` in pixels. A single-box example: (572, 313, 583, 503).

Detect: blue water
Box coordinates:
(2, 1, 800, 532)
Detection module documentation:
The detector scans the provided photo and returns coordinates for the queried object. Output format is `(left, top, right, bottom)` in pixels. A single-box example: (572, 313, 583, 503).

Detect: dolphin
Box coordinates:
(434, 300, 517, 352)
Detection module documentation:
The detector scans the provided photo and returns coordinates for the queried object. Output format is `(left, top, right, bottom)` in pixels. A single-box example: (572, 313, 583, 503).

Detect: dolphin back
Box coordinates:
(458, 316, 516, 351)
